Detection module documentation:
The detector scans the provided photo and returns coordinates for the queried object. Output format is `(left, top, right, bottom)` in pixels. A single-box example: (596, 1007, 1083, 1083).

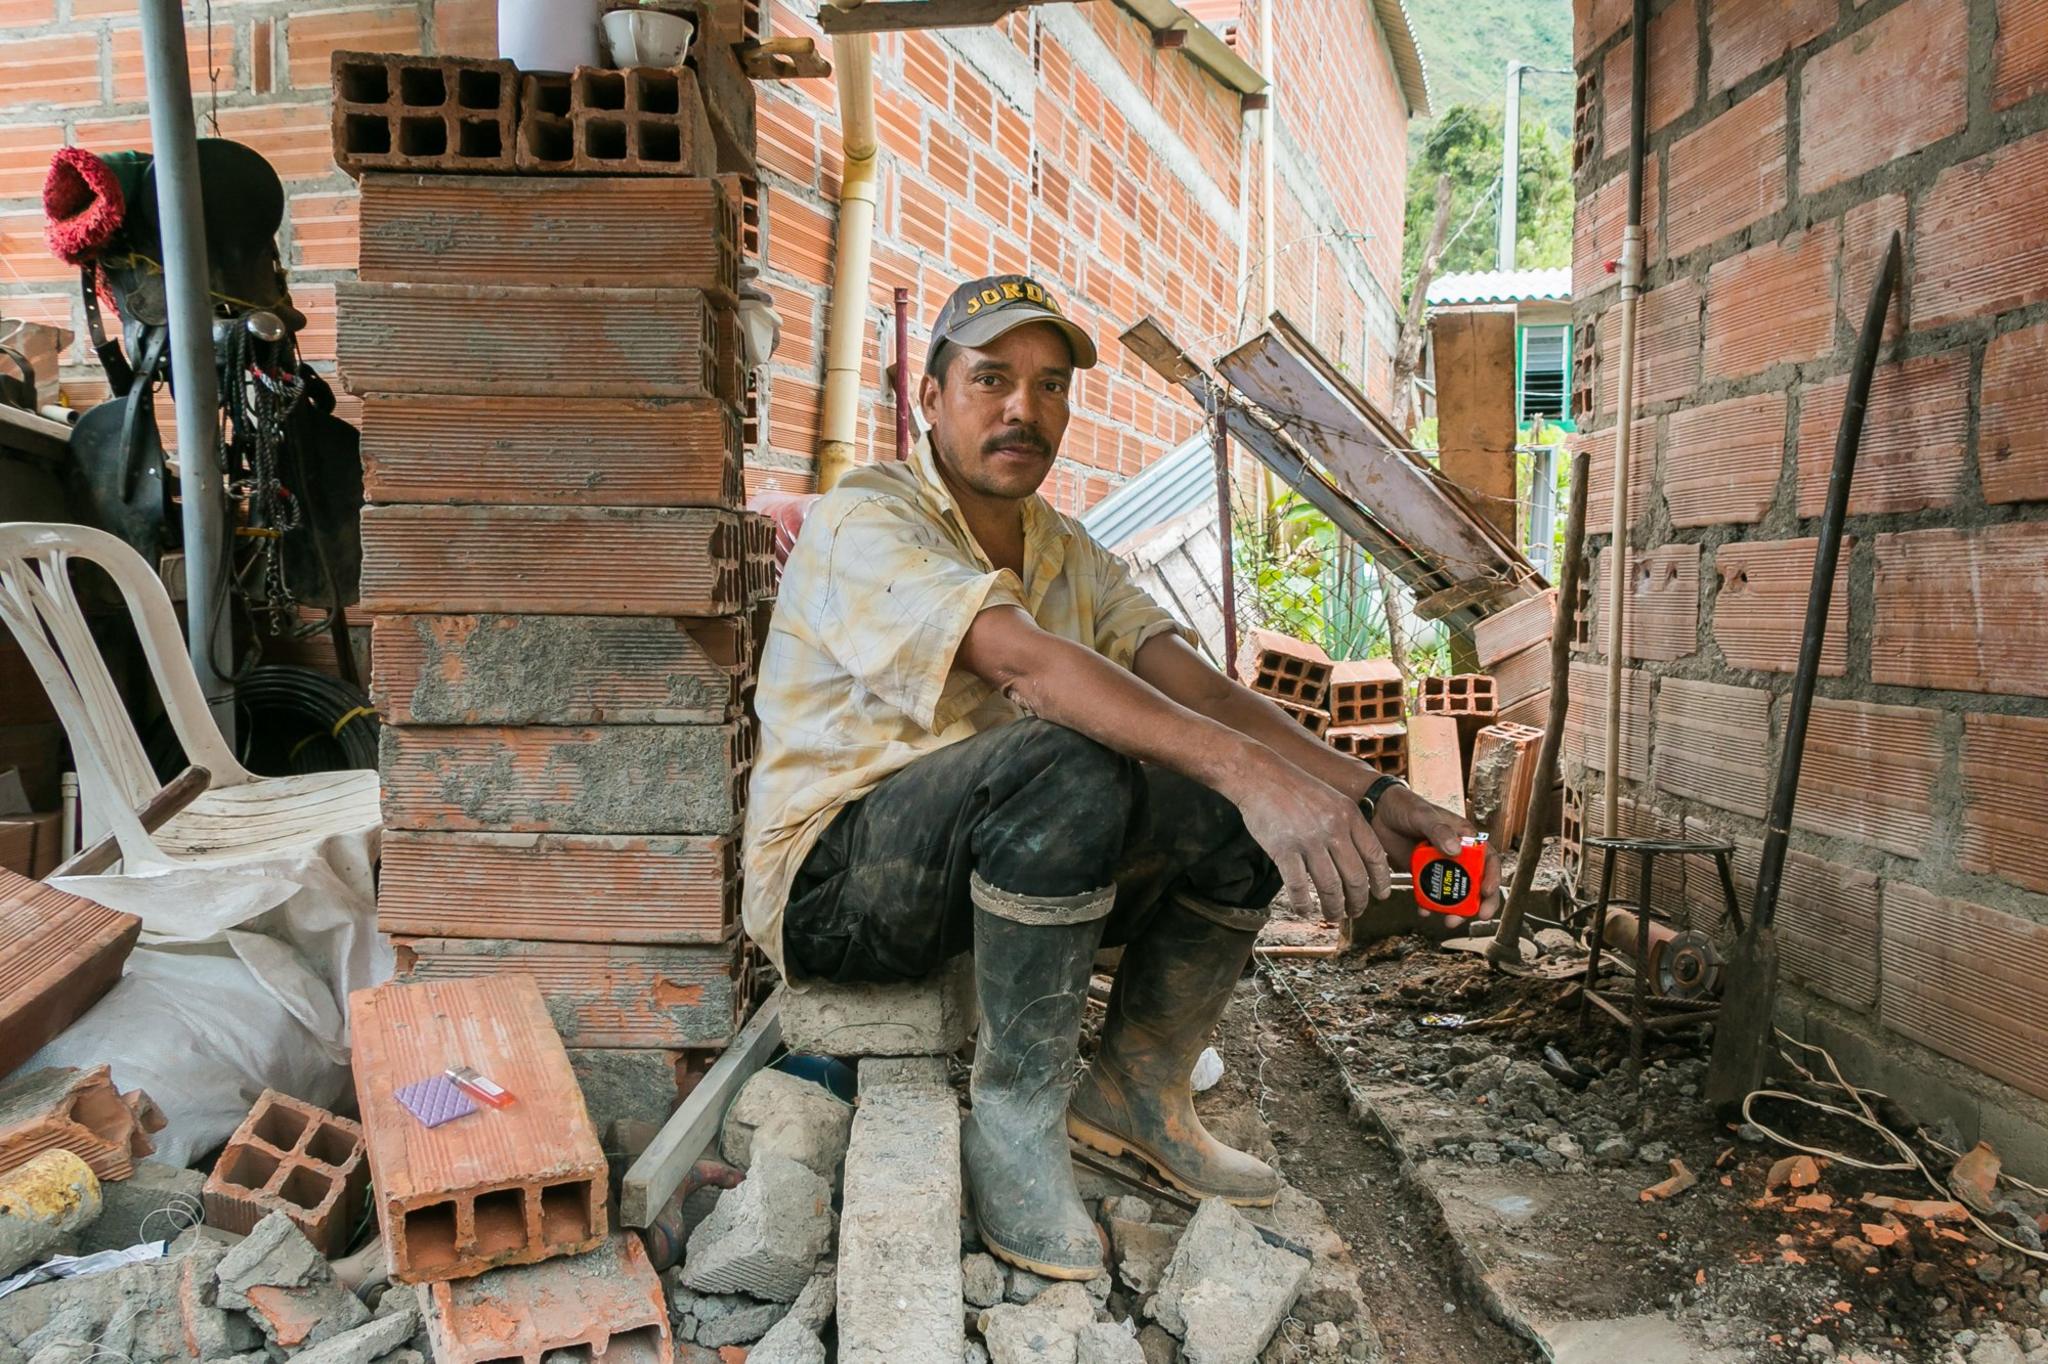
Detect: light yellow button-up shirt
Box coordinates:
(741, 435, 1193, 979)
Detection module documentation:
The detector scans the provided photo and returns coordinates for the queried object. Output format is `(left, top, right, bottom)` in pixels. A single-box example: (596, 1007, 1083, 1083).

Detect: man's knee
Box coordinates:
(1001, 719, 1141, 823)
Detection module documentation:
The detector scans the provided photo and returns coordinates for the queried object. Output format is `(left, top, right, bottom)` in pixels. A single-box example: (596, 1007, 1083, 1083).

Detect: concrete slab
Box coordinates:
(783, 957, 977, 1058)
(837, 1057, 965, 1363)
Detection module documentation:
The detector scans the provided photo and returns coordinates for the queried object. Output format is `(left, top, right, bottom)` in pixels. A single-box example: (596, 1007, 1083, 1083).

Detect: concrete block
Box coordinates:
(1077, 1321, 1145, 1364)
(749, 1316, 827, 1364)
(75, 1158, 203, 1255)
(668, 1281, 786, 1346)
(680, 1152, 833, 1301)
(362, 393, 741, 509)
(0, 1065, 161, 1184)
(360, 505, 742, 616)
(214, 1211, 372, 1350)
(977, 1279, 1094, 1363)
(516, 67, 719, 176)
(357, 172, 738, 291)
(0, 869, 139, 1079)
(350, 976, 608, 1284)
(1146, 1199, 1309, 1363)
(568, 1048, 686, 1154)
(1240, 630, 1333, 710)
(782, 955, 977, 1057)
(339, 281, 723, 400)
(379, 723, 746, 836)
(330, 51, 517, 178)
(380, 831, 739, 945)
(422, 1232, 672, 1364)
(202, 1089, 369, 1256)
(838, 1057, 964, 1362)
(288, 1298, 420, 1364)
(393, 937, 745, 1049)
(720, 1069, 854, 1185)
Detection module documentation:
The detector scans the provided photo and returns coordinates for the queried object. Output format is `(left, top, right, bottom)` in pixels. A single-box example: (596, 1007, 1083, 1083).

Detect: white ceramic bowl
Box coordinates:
(601, 8, 694, 67)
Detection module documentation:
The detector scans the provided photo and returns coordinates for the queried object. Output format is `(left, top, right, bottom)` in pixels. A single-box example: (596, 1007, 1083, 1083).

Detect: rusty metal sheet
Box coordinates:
(1216, 315, 1539, 612)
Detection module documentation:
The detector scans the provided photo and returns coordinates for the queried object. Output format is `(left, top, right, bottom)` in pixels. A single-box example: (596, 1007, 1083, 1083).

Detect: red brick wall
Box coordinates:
(0, 0, 1412, 517)
(1570, 0, 2048, 1119)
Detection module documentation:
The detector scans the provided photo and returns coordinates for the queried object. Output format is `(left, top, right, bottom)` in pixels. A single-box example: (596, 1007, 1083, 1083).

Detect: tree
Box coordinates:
(1400, 102, 1573, 302)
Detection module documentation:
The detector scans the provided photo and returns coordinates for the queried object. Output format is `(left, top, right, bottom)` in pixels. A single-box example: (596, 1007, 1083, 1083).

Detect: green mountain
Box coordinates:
(1404, 0, 1575, 140)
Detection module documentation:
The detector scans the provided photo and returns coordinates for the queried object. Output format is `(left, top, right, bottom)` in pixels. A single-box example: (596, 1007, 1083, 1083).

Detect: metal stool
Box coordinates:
(1579, 836, 1745, 1086)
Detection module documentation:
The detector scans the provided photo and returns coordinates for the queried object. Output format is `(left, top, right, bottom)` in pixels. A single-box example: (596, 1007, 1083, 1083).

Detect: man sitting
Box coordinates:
(743, 274, 1496, 1280)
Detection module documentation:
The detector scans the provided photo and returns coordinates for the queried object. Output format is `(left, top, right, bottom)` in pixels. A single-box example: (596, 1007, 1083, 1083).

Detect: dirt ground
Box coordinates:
(1240, 931, 2048, 1363)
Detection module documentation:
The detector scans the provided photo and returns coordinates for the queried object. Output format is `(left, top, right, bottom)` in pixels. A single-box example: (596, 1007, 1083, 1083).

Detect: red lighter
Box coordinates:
(1411, 834, 1488, 917)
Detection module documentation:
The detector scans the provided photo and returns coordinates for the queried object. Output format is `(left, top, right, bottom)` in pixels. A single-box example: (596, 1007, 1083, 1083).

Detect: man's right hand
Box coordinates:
(1227, 747, 1391, 922)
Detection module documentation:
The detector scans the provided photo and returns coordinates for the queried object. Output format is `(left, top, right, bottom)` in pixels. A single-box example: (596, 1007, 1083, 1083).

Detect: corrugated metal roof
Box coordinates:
(1373, 0, 1433, 118)
(1425, 267, 1572, 306)
(1079, 429, 1216, 551)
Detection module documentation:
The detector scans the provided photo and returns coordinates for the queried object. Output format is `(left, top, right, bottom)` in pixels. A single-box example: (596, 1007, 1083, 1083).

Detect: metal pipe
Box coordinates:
(892, 286, 910, 460)
(138, 0, 231, 736)
(816, 24, 878, 491)
(1211, 404, 1238, 679)
(1498, 60, 1525, 271)
(1601, 0, 1651, 841)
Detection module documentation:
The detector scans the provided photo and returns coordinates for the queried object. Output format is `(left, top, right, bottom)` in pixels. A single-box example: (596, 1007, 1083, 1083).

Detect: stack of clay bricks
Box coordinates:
(1325, 658, 1407, 777)
(336, 31, 770, 1144)
(1473, 588, 1557, 731)
(349, 975, 673, 1361)
(1240, 629, 1334, 736)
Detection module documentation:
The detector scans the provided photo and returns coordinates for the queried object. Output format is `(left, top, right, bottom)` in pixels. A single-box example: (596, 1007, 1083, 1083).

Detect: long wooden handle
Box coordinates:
(49, 765, 211, 878)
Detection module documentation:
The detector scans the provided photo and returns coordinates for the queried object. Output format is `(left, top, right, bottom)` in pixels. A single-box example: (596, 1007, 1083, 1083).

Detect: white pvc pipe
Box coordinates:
(816, 27, 879, 491)
(1601, 225, 1642, 839)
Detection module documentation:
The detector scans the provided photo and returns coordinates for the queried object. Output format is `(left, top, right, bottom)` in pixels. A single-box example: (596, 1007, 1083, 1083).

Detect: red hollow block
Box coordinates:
(203, 1090, 369, 1255)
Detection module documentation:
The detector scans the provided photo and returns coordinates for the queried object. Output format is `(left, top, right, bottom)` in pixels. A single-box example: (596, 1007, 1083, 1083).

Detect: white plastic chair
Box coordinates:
(0, 522, 380, 870)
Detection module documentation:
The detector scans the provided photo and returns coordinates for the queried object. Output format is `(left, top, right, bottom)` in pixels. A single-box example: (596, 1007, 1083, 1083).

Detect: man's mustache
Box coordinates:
(982, 429, 1052, 456)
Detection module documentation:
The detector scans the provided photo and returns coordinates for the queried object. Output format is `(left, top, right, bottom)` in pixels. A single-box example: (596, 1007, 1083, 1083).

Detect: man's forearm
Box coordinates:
(957, 609, 1285, 804)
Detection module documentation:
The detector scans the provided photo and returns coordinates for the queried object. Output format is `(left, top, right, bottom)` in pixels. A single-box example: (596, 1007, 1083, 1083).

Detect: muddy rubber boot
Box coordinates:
(961, 874, 1114, 1280)
(1068, 893, 1282, 1206)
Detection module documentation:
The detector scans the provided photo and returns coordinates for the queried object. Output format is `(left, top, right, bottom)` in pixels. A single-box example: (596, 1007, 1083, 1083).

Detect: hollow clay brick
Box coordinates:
(379, 831, 739, 945)
(330, 51, 517, 178)
(421, 1232, 672, 1364)
(1326, 722, 1406, 777)
(0, 1064, 161, 1182)
(1487, 642, 1550, 710)
(360, 506, 743, 617)
(361, 395, 742, 509)
(391, 937, 746, 1049)
(1882, 883, 2048, 1104)
(0, 869, 139, 1079)
(337, 282, 723, 400)
(379, 724, 746, 836)
(1326, 658, 1404, 727)
(372, 614, 748, 726)
(1405, 714, 1465, 818)
(203, 1090, 369, 1256)
(1416, 674, 1498, 718)
(349, 974, 608, 1284)
(514, 67, 717, 177)
(1239, 629, 1334, 709)
(1272, 696, 1331, 738)
(1711, 539, 1849, 676)
(358, 173, 737, 292)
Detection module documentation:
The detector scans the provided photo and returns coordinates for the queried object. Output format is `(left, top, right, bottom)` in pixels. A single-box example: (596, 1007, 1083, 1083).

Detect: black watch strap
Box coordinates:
(1360, 774, 1406, 819)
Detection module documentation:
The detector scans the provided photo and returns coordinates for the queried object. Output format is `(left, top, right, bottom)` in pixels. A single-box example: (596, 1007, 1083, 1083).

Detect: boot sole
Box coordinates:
(1067, 1113, 1281, 1208)
(974, 1216, 1104, 1282)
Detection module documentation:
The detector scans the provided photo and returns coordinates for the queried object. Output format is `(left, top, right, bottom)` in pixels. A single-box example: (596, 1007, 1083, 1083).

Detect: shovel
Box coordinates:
(1704, 231, 1903, 1113)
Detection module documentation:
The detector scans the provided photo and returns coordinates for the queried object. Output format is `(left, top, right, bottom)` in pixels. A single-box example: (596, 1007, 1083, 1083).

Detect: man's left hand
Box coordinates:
(1368, 784, 1502, 923)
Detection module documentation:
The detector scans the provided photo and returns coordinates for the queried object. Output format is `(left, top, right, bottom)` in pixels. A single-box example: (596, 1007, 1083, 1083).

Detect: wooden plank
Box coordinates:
(1431, 307, 1519, 543)
(620, 989, 783, 1227)
(817, 0, 1059, 32)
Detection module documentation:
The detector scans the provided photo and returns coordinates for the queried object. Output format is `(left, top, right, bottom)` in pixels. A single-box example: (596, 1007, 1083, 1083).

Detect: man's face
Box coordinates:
(919, 321, 1074, 502)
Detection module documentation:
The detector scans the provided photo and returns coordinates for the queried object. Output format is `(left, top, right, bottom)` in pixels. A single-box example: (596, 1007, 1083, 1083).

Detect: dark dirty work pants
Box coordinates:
(782, 717, 1283, 984)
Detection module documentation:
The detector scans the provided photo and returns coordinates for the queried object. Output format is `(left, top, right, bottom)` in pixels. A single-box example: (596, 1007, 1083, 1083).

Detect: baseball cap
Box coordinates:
(928, 273, 1098, 375)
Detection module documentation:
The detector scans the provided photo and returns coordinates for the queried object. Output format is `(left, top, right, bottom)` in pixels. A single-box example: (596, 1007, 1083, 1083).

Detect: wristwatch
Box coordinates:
(1359, 773, 1406, 821)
